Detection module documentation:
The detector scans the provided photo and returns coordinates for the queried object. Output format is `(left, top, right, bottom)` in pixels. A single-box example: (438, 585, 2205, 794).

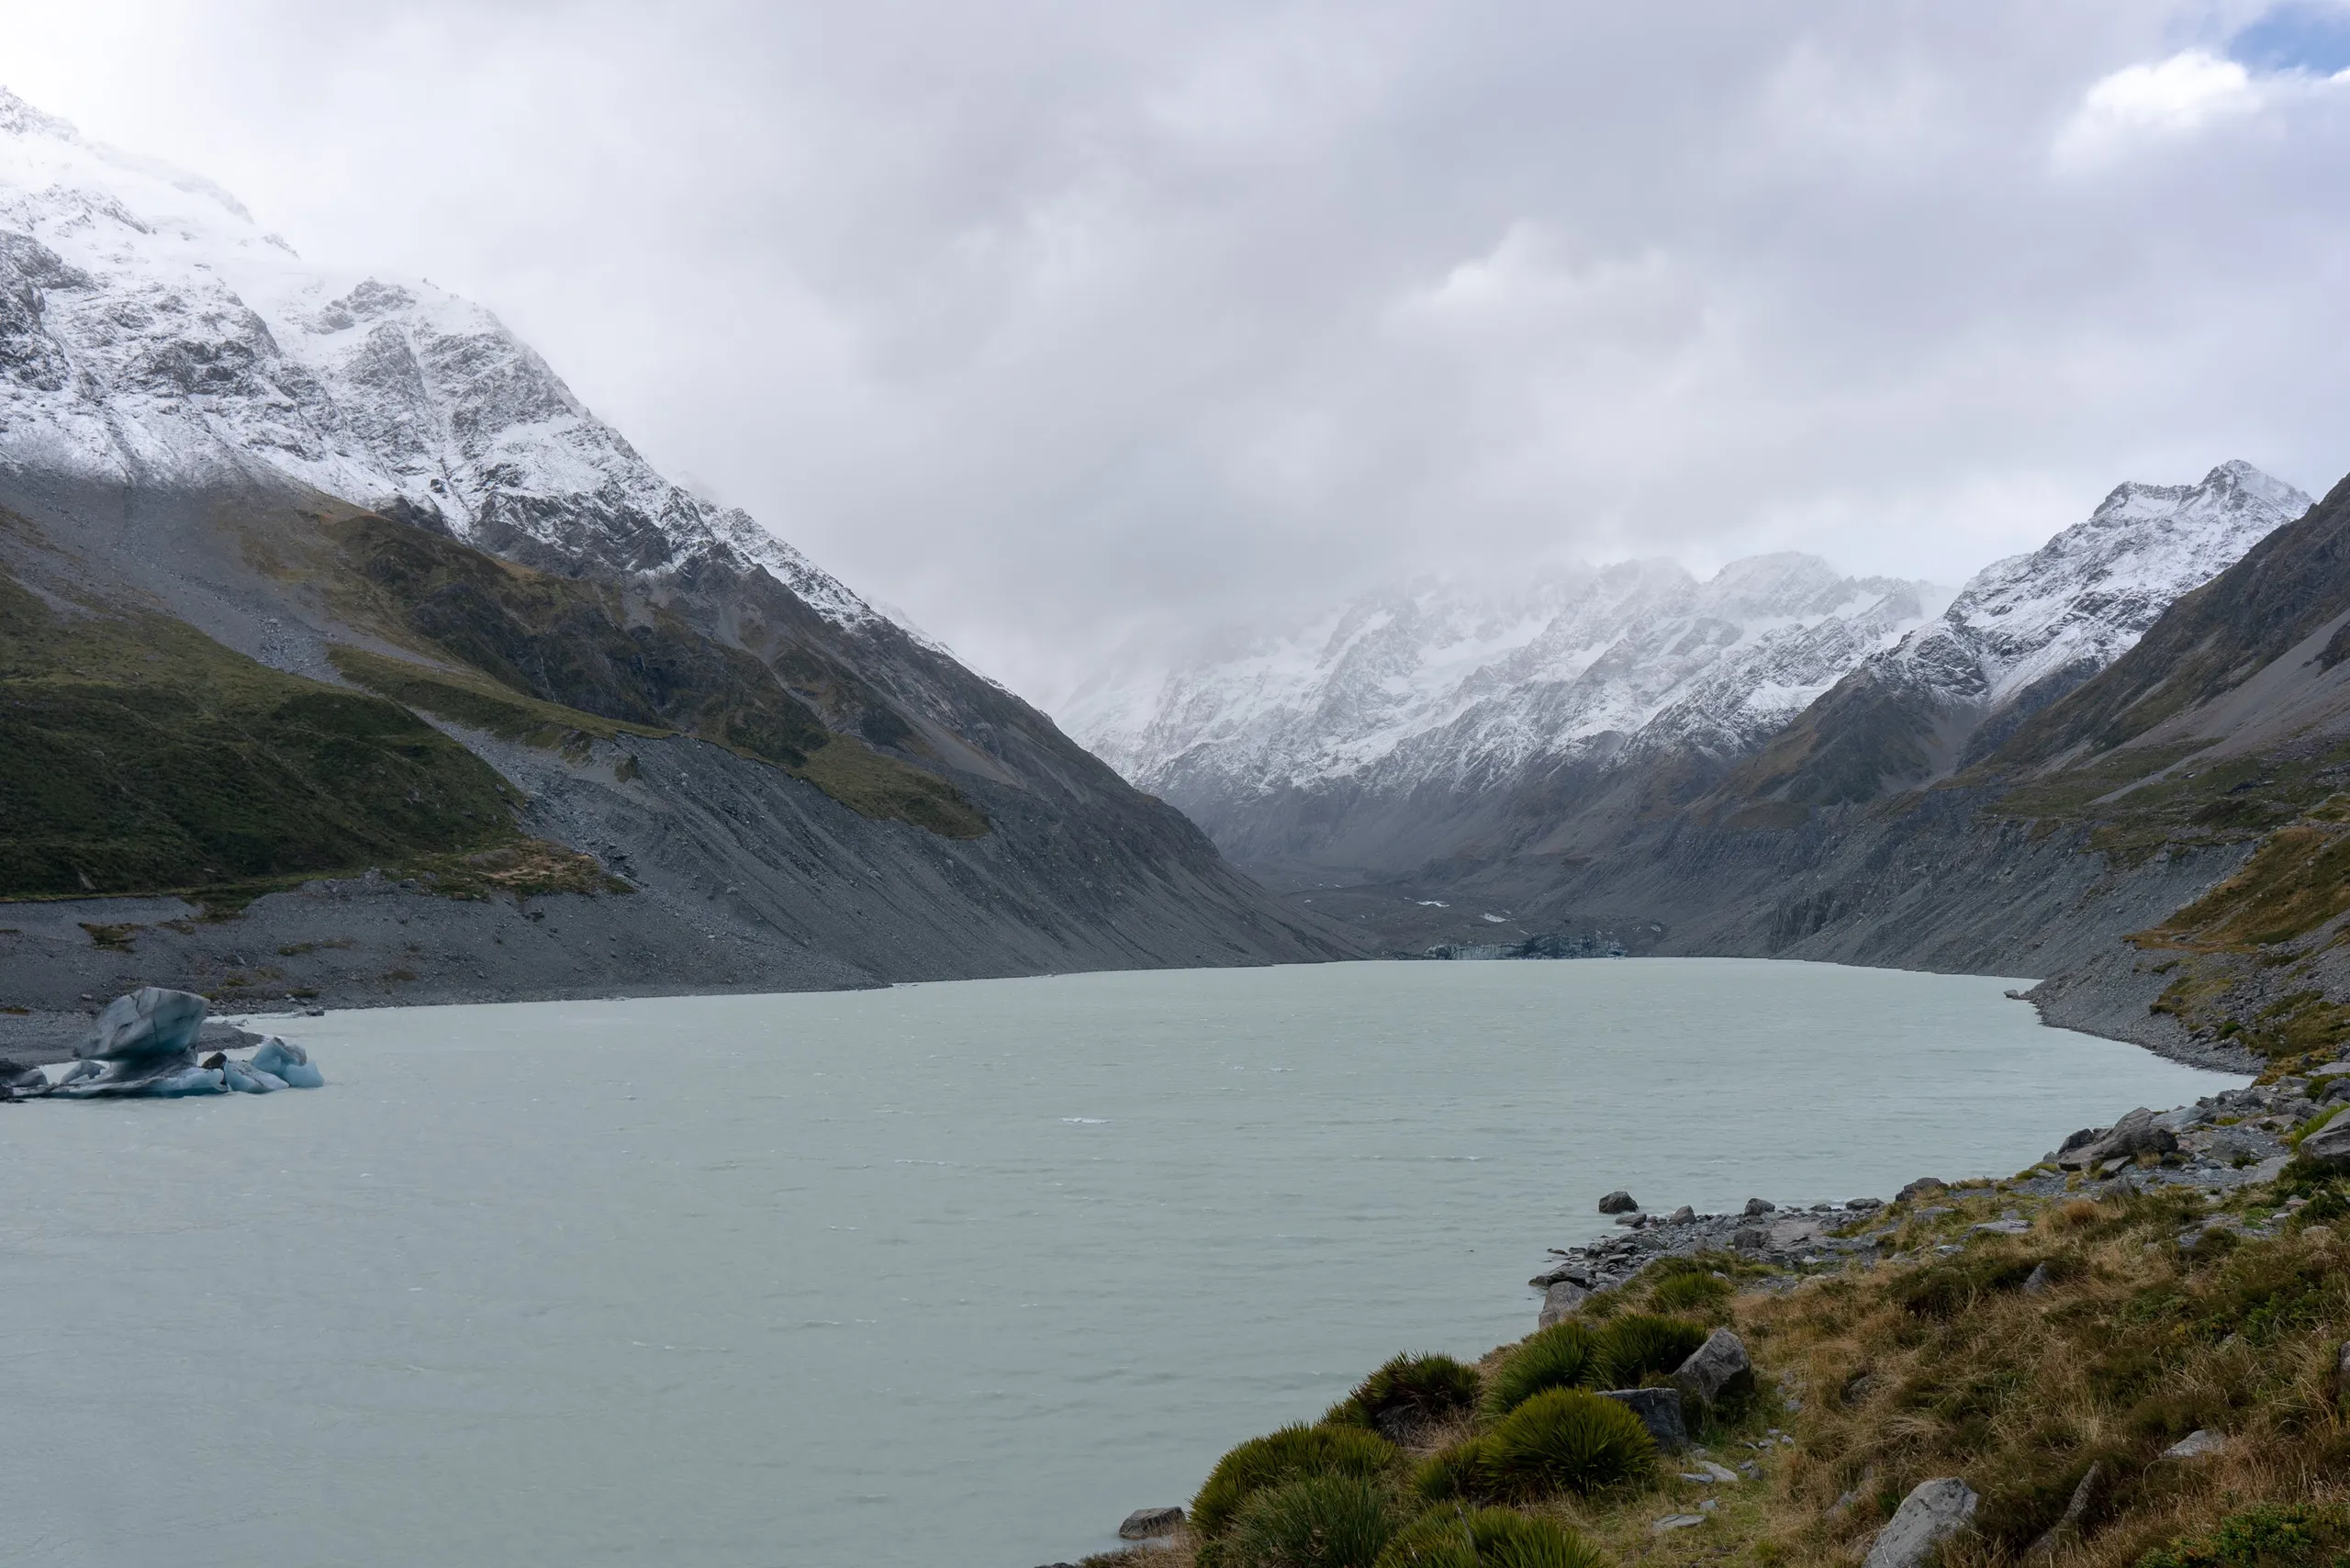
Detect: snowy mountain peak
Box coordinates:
(0, 85, 881, 632)
(1873, 460, 2311, 722)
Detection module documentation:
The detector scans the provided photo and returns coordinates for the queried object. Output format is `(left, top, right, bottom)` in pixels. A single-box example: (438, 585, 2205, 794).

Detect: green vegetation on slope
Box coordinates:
(323, 514, 989, 839)
(0, 571, 549, 899)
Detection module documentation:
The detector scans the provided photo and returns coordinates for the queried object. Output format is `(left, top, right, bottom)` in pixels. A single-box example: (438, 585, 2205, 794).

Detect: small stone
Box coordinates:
(2161, 1428, 2225, 1460)
(1598, 1386, 1688, 1450)
(1651, 1514, 1707, 1532)
(1597, 1190, 1639, 1215)
(2020, 1262, 2053, 1295)
(1863, 1478, 1979, 1568)
(1697, 1460, 1738, 1483)
(1673, 1327, 1753, 1406)
(1845, 1197, 1883, 1211)
(1666, 1205, 1695, 1223)
(1118, 1506, 1184, 1540)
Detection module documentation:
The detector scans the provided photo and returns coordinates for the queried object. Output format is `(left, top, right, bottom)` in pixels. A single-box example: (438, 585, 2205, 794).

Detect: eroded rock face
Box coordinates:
(1863, 1478, 1978, 1568)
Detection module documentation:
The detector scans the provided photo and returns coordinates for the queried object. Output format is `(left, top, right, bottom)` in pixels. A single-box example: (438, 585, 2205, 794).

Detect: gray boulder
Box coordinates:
(1673, 1327, 1753, 1406)
(77, 987, 208, 1059)
(2060, 1107, 2177, 1170)
(1666, 1205, 1695, 1223)
(2299, 1115, 2350, 1169)
(1, 1058, 49, 1099)
(2322, 1079, 2350, 1105)
(1118, 1507, 1183, 1540)
(2161, 1428, 2225, 1460)
(1732, 1226, 1768, 1251)
(1742, 1197, 1775, 1216)
(1896, 1178, 1946, 1203)
(1863, 1478, 1978, 1568)
(1539, 1280, 1589, 1327)
(1597, 1386, 1687, 1450)
(1597, 1190, 1639, 1215)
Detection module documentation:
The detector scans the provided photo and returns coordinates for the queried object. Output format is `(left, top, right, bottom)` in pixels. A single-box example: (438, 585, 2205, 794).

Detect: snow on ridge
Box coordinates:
(0, 84, 885, 635)
(1065, 554, 1953, 800)
(1863, 460, 2311, 714)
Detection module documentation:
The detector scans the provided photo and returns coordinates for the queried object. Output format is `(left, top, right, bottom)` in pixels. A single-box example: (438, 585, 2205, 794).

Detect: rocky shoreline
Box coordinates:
(1522, 1072, 2318, 1320)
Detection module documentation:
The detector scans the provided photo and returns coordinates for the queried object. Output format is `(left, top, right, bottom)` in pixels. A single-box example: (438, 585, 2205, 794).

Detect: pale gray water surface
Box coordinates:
(3, 959, 2234, 1567)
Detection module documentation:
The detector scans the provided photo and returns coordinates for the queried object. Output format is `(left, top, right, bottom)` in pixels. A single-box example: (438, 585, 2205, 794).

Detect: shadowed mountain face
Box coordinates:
(0, 92, 1358, 1014)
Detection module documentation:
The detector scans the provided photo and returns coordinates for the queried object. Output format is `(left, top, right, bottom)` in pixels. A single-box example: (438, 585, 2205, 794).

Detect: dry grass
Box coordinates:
(1164, 1176, 2350, 1568)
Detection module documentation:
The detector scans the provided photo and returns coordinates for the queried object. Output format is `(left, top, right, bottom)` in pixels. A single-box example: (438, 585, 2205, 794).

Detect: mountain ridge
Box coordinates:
(0, 86, 1361, 1019)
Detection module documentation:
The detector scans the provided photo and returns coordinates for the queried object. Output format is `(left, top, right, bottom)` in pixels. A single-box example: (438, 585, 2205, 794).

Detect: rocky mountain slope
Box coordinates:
(1065, 554, 1953, 882)
(0, 86, 1356, 1022)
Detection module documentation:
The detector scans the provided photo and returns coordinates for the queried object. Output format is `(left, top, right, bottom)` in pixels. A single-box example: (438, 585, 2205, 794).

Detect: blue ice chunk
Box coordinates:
(222, 1059, 286, 1093)
(277, 1060, 325, 1089)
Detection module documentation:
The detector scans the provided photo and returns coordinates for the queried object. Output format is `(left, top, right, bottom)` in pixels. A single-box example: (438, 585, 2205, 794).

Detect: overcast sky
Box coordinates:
(6, 1, 2350, 702)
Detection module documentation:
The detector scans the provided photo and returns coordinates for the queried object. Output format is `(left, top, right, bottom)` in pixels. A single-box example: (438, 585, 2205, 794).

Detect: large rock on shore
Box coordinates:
(2056, 1107, 2177, 1170)
(1863, 1478, 1977, 1568)
(1539, 1280, 1589, 1327)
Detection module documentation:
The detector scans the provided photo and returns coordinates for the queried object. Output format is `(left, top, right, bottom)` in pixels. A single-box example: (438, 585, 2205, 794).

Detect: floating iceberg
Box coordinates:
(17, 989, 325, 1100)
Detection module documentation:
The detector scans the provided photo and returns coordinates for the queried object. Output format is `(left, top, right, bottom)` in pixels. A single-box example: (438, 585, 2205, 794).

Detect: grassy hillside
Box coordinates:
(321, 514, 989, 839)
(1122, 1171, 2350, 1568)
(0, 569, 577, 900)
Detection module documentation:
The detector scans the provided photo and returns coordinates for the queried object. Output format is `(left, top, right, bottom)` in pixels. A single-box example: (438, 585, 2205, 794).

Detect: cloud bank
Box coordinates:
(4, 0, 2349, 702)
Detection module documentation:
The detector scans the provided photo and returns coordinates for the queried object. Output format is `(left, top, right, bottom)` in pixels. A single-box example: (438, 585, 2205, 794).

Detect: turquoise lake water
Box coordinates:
(0, 958, 2235, 1567)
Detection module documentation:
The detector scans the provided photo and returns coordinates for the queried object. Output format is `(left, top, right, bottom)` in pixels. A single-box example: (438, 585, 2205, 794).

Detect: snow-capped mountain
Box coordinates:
(1737, 461, 2313, 805)
(0, 87, 872, 625)
(1864, 461, 2306, 727)
(1064, 553, 1952, 869)
(1069, 463, 2310, 879)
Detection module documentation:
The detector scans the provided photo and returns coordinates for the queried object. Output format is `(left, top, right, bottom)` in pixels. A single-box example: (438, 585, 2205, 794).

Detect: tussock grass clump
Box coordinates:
(1374, 1507, 1607, 1568)
(1211, 1474, 1397, 1568)
(1192, 1424, 1398, 1541)
(1647, 1271, 1732, 1316)
(1409, 1438, 1493, 1506)
(1886, 1247, 2041, 1318)
(1590, 1313, 1707, 1387)
(1481, 1322, 1597, 1418)
(1480, 1388, 1655, 1499)
(1328, 1354, 1483, 1440)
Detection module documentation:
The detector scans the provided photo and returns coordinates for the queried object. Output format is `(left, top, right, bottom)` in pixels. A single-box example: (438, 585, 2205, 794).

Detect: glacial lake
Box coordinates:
(3, 958, 2233, 1568)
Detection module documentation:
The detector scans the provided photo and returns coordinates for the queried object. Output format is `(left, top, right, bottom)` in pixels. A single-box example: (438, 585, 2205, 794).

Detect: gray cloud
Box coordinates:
(6, 0, 2348, 702)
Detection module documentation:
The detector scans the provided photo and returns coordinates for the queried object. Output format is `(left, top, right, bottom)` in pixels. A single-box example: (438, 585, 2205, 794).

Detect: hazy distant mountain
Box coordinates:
(1064, 553, 1952, 879)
